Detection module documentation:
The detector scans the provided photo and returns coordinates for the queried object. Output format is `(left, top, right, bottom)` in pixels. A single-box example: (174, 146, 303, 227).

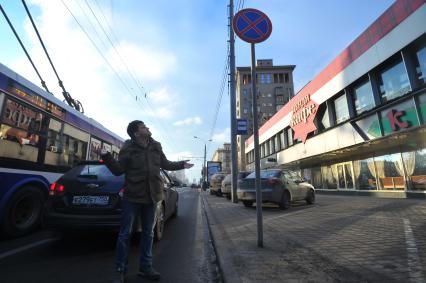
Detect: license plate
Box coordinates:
(72, 196, 109, 205)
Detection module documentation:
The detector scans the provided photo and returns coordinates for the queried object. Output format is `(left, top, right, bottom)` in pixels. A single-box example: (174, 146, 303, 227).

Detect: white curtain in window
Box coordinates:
(402, 151, 416, 176)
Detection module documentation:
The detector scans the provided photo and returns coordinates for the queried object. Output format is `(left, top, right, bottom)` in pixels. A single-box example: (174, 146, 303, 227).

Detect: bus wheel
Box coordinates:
(2, 186, 44, 238)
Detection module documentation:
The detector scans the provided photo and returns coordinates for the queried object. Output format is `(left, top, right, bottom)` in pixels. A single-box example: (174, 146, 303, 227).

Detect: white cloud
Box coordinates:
(212, 128, 230, 144)
(173, 116, 202, 126)
(109, 42, 177, 81)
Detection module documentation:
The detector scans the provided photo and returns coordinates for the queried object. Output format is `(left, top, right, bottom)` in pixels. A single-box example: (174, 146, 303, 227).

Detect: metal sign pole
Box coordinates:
(250, 43, 263, 248)
(229, 0, 239, 203)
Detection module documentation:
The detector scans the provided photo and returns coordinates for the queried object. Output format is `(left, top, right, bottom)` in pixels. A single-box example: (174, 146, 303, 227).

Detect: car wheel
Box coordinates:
(2, 186, 44, 238)
(243, 201, 253, 207)
(154, 203, 165, 241)
(279, 191, 290, 210)
(216, 189, 222, 197)
(226, 194, 231, 200)
(306, 189, 315, 205)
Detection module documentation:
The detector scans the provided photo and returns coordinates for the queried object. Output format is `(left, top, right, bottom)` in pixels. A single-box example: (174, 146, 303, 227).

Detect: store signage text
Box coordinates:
(290, 94, 318, 143)
(386, 109, 409, 131)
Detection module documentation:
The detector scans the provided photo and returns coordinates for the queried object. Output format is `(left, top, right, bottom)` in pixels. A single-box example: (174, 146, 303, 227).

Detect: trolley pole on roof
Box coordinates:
(229, 0, 239, 203)
(233, 8, 272, 248)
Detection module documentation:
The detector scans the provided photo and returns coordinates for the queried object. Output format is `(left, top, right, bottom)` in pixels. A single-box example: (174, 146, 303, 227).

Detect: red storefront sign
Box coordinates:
(289, 94, 318, 143)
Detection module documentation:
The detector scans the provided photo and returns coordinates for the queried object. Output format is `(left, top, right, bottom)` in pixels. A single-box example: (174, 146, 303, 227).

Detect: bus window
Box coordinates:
(63, 124, 89, 166)
(45, 118, 67, 166)
(89, 137, 102, 160)
(0, 98, 45, 162)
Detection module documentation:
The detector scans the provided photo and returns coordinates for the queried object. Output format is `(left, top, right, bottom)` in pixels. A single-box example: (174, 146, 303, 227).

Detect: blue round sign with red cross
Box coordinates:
(233, 8, 272, 44)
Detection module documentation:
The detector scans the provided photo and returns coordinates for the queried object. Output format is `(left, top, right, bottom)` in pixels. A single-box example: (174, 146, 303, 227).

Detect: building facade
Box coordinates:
(211, 143, 231, 173)
(245, 0, 426, 196)
(236, 59, 295, 170)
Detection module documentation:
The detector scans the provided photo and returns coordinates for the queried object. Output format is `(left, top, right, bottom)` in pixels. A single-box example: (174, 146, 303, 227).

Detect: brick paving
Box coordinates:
(201, 192, 426, 283)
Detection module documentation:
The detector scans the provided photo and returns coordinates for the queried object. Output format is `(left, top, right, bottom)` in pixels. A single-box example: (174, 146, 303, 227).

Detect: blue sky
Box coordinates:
(0, 0, 395, 182)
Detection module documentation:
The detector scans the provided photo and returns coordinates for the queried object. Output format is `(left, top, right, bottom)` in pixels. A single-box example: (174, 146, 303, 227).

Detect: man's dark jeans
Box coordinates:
(116, 200, 156, 272)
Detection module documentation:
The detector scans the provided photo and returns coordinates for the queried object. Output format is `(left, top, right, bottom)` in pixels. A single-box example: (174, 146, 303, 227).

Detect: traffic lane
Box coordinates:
(0, 188, 216, 283)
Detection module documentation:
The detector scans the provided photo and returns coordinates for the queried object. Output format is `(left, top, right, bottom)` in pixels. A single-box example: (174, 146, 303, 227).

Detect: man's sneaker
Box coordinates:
(138, 267, 161, 280)
(112, 268, 125, 283)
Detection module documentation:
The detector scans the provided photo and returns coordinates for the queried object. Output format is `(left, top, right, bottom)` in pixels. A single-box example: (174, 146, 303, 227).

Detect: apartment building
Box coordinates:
(236, 59, 295, 170)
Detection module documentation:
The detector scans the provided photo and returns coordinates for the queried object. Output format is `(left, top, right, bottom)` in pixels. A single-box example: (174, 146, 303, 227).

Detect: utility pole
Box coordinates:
(229, 0, 238, 203)
(194, 136, 211, 190)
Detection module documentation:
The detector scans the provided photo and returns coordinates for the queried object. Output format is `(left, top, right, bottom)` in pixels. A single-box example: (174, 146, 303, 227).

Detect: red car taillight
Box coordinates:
(266, 177, 280, 186)
(49, 182, 65, 196)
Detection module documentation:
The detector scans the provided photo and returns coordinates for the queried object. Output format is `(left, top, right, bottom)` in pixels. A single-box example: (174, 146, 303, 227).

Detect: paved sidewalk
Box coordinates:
(201, 192, 426, 283)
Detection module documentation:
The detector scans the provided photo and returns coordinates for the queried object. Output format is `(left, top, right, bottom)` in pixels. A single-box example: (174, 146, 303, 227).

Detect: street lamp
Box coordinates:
(194, 136, 212, 190)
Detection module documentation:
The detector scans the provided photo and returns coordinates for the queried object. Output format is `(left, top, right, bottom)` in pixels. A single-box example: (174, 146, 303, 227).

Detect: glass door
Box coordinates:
(337, 163, 354, 189)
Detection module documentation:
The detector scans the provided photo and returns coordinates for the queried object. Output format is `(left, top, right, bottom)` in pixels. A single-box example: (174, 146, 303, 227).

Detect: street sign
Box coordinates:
(236, 118, 248, 135)
(232, 8, 272, 44)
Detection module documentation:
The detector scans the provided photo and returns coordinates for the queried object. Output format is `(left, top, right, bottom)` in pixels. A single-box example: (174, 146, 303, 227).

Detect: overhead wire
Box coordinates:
(21, 0, 84, 112)
(82, 0, 179, 153)
(62, 0, 178, 152)
(0, 4, 51, 94)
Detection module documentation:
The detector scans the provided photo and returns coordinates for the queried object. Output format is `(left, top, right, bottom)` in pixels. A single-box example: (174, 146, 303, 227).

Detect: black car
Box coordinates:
(44, 161, 178, 241)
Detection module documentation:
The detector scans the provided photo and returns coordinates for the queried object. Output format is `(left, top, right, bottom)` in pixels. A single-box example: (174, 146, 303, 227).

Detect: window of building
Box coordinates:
(316, 103, 330, 131)
(243, 108, 248, 114)
(353, 79, 375, 115)
(419, 93, 426, 122)
(274, 73, 285, 84)
(374, 153, 405, 190)
(321, 165, 337, 189)
(243, 74, 252, 85)
(285, 73, 289, 83)
(380, 99, 419, 135)
(403, 148, 426, 191)
(268, 103, 273, 107)
(276, 105, 283, 111)
(259, 73, 272, 84)
(286, 128, 293, 146)
(414, 46, 426, 85)
(267, 93, 272, 97)
(355, 114, 382, 139)
(311, 167, 323, 189)
(274, 135, 280, 152)
(279, 131, 285, 149)
(334, 93, 350, 124)
(353, 158, 377, 190)
(243, 89, 248, 96)
(378, 59, 411, 103)
(265, 141, 270, 156)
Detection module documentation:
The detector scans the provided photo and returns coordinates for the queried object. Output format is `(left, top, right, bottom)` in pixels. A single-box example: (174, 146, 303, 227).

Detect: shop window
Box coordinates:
(419, 93, 426, 123)
(311, 167, 323, 189)
(353, 158, 377, 190)
(378, 59, 411, 103)
(403, 149, 426, 191)
(355, 114, 382, 139)
(334, 93, 350, 124)
(0, 99, 46, 162)
(414, 46, 426, 85)
(380, 99, 419, 135)
(353, 79, 375, 115)
(321, 165, 337, 189)
(374, 153, 405, 190)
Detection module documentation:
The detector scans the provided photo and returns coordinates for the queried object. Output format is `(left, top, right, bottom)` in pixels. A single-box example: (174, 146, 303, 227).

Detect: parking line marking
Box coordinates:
(403, 218, 425, 283)
(0, 237, 60, 261)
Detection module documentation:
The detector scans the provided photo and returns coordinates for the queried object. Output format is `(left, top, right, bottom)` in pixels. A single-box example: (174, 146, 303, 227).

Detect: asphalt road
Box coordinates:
(0, 187, 218, 283)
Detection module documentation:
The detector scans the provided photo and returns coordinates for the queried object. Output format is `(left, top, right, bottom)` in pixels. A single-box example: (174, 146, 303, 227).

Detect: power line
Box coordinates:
(0, 4, 51, 94)
(21, 0, 83, 112)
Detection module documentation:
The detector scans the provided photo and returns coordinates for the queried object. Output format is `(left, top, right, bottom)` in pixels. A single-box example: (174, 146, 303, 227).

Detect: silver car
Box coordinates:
(237, 169, 315, 209)
(221, 171, 251, 199)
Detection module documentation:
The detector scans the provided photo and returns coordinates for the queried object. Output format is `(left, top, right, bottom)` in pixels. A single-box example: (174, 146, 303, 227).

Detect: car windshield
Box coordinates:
(246, 170, 281, 179)
(65, 164, 118, 178)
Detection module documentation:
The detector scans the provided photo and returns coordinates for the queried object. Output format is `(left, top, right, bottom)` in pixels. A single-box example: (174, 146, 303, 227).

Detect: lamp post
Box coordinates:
(194, 136, 212, 190)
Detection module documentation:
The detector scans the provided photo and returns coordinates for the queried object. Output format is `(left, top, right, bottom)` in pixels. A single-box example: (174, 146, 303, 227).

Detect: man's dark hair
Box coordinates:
(127, 120, 144, 139)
